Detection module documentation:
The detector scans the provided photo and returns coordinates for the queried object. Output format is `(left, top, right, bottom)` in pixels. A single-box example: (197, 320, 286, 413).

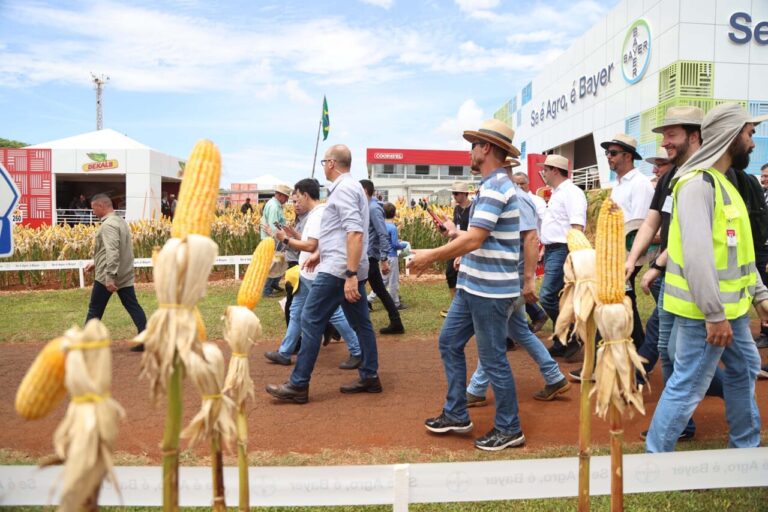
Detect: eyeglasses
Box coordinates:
(320, 159, 336, 166)
(604, 150, 627, 157)
(451, 191, 465, 195)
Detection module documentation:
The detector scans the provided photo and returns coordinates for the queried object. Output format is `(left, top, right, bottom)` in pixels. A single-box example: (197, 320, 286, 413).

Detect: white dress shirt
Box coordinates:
(610, 168, 654, 223)
(540, 179, 588, 245)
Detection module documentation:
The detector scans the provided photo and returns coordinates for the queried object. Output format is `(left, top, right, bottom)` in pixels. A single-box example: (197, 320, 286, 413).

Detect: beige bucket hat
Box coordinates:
(652, 106, 704, 133)
(275, 184, 293, 196)
(450, 181, 470, 193)
(503, 156, 521, 169)
(463, 119, 520, 157)
(601, 133, 643, 160)
(645, 147, 671, 166)
(535, 154, 570, 172)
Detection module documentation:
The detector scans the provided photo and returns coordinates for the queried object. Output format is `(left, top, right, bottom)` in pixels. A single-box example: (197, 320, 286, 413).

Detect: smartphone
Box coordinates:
(273, 221, 284, 230)
(425, 206, 446, 231)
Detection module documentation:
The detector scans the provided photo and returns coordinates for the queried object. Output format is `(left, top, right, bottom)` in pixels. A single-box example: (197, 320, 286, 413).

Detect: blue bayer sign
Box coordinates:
(0, 162, 20, 257)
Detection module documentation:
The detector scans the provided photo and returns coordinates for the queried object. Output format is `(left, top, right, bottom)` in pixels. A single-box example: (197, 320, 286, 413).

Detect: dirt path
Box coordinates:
(2, 335, 766, 461)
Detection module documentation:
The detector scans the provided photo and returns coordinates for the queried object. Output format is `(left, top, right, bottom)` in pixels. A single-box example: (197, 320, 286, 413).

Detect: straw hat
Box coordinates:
(450, 181, 470, 193)
(503, 156, 521, 169)
(652, 106, 704, 133)
(535, 154, 570, 172)
(275, 184, 292, 196)
(645, 147, 671, 166)
(600, 133, 643, 160)
(463, 119, 520, 157)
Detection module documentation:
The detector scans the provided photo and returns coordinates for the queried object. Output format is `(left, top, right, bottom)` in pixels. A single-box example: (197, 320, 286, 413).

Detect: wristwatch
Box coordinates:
(649, 259, 665, 272)
(283, 236, 291, 245)
(344, 269, 358, 278)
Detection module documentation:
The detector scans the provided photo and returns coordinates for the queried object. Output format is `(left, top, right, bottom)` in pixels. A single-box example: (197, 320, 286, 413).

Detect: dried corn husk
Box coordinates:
(222, 306, 262, 406)
(555, 230, 598, 344)
(53, 320, 124, 512)
(181, 342, 236, 448)
(137, 235, 218, 401)
(592, 297, 647, 418)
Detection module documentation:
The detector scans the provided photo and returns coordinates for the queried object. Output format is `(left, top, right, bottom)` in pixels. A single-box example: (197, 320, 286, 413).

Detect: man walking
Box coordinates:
(646, 103, 768, 452)
(265, 145, 380, 403)
(360, 179, 404, 334)
(84, 194, 147, 351)
(408, 119, 526, 451)
(537, 155, 587, 357)
(240, 197, 254, 215)
(260, 184, 292, 296)
(439, 181, 472, 318)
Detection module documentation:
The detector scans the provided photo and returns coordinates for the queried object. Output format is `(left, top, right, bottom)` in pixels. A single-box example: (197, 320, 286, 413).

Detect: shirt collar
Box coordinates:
(552, 178, 572, 192)
(617, 168, 638, 184)
(327, 172, 350, 195)
(480, 168, 507, 185)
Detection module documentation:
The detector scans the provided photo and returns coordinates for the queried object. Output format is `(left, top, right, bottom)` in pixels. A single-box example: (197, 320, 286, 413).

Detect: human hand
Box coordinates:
(705, 319, 732, 347)
(755, 300, 768, 323)
(624, 259, 636, 282)
(640, 268, 660, 295)
(453, 257, 461, 271)
(283, 225, 300, 239)
(441, 219, 457, 238)
(105, 281, 118, 293)
(406, 249, 433, 276)
(302, 252, 320, 272)
(381, 259, 390, 275)
(523, 278, 538, 304)
(344, 276, 361, 302)
(84, 261, 95, 273)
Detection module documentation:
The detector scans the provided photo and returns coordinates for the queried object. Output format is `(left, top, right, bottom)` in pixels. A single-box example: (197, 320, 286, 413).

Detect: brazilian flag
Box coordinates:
(322, 95, 330, 141)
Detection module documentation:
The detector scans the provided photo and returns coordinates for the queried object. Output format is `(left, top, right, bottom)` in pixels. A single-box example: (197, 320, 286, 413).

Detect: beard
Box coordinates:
(728, 137, 752, 171)
(670, 138, 691, 168)
(470, 154, 482, 174)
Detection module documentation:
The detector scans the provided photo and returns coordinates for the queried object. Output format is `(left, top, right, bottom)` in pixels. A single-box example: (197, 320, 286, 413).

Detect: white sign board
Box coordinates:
(0, 162, 20, 257)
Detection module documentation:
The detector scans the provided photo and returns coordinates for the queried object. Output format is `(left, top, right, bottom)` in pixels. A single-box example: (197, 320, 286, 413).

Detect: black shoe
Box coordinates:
(271, 284, 283, 292)
(474, 427, 525, 451)
(506, 337, 517, 351)
(339, 355, 362, 370)
(396, 303, 408, 311)
(424, 411, 473, 434)
(548, 341, 566, 358)
(568, 368, 595, 382)
(340, 376, 382, 393)
(640, 429, 695, 441)
(264, 351, 292, 366)
(530, 316, 547, 333)
(563, 341, 583, 363)
(265, 382, 308, 404)
(760, 365, 768, 380)
(380, 321, 405, 335)
(129, 343, 145, 352)
(755, 333, 768, 349)
(533, 378, 571, 401)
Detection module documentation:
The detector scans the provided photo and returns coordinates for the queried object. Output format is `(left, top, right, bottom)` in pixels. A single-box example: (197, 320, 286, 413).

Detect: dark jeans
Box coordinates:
(755, 245, 768, 334)
(284, 261, 299, 326)
(290, 273, 379, 388)
(85, 281, 147, 334)
(367, 257, 401, 323)
(539, 244, 568, 326)
(626, 265, 645, 349)
(637, 276, 661, 379)
(526, 302, 547, 323)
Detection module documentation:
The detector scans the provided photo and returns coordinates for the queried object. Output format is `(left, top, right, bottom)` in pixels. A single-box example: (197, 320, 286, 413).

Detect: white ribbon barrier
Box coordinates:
(0, 448, 766, 508)
(0, 255, 255, 288)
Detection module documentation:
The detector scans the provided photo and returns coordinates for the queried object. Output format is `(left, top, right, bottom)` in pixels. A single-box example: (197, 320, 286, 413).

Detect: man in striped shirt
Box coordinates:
(408, 119, 525, 451)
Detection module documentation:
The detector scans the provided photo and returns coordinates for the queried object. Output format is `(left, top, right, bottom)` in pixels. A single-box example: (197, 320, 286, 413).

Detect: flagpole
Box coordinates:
(311, 119, 322, 179)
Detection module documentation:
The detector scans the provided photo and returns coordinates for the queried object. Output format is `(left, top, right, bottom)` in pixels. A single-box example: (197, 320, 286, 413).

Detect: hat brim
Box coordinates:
(535, 161, 568, 171)
(600, 140, 642, 160)
(748, 113, 768, 126)
(463, 131, 521, 158)
(645, 157, 670, 165)
(652, 119, 702, 134)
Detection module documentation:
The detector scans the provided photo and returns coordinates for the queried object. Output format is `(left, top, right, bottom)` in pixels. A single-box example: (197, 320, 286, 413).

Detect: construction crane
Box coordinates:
(91, 73, 110, 130)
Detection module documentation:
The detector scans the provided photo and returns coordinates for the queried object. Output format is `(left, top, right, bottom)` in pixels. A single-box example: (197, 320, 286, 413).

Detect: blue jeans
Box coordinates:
(440, 289, 521, 435)
(262, 276, 281, 296)
(637, 276, 661, 376)
(539, 244, 569, 326)
(277, 276, 361, 358)
(290, 273, 378, 388)
(468, 298, 565, 397)
(646, 314, 761, 452)
(526, 302, 547, 323)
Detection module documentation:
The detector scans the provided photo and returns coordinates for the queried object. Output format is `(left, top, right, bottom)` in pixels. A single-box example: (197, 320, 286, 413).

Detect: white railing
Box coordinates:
(571, 166, 601, 190)
(55, 209, 126, 225)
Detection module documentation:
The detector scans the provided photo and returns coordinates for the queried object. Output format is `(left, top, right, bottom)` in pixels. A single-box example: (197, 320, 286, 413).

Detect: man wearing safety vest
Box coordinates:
(646, 103, 768, 452)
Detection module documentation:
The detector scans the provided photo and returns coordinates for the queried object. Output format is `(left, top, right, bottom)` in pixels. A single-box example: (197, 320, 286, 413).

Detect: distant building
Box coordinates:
(366, 148, 479, 205)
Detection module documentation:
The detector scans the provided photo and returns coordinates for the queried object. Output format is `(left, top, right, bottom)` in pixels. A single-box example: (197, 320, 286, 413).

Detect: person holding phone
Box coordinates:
(437, 182, 472, 318)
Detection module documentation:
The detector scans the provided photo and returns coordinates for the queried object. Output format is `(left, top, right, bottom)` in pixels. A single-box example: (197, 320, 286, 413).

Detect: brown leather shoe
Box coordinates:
(340, 376, 382, 394)
(265, 382, 309, 403)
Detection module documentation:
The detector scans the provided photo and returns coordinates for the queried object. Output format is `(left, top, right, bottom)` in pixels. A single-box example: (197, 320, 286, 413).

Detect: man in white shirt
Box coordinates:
(601, 133, 655, 350)
(537, 154, 587, 357)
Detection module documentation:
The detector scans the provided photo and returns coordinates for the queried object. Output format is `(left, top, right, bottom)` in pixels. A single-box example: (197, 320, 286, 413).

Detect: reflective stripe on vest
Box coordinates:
(663, 168, 757, 320)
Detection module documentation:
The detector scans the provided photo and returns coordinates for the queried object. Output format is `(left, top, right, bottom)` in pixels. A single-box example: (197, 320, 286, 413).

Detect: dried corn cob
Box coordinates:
(15, 337, 67, 420)
(171, 139, 222, 239)
(567, 229, 592, 252)
(237, 237, 276, 309)
(596, 199, 625, 304)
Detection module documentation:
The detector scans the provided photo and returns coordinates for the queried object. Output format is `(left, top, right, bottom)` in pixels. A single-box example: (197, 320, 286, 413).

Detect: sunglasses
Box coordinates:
(471, 141, 488, 149)
(605, 150, 628, 157)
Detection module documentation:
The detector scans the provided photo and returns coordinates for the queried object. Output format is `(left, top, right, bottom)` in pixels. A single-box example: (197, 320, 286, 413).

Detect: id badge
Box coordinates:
(661, 195, 673, 214)
(726, 229, 737, 247)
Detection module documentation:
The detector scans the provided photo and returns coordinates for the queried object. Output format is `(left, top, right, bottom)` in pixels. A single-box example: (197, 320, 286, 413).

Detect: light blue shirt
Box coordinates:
(515, 186, 537, 275)
(367, 197, 391, 260)
(457, 169, 520, 299)
(317, 173, 370, 279)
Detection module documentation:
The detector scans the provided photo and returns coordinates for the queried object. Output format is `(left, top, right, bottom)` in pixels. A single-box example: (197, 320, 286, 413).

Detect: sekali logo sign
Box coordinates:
(82, 152, 119, 172)
(622, 19, 652, 85)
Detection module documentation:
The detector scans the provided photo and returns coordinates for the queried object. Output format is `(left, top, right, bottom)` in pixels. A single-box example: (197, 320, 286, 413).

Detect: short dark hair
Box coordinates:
(382, 202, 396, 219)
(91, 193, 112, 207)
(682, 124, 703, 145)
(490, 145, 508, 162)
(359, 179, 375, 197)
(761, 162, 768, 171)
(294, 178, 320, 200)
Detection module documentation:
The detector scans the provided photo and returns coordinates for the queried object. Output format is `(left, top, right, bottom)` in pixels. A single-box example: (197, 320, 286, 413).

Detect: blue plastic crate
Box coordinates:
(516, 109, 522, 128)
(625, 114, 641, 139)
(520, 141, 527, 159)
(749, 101, 768, 138)
(522, 82, 532, 106)
(746, 136, 767, 175)
(635, 141, 658, 177)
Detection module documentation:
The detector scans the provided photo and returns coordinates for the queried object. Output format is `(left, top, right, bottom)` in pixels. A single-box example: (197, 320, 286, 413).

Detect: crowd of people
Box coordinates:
(79, 101, 768, 454)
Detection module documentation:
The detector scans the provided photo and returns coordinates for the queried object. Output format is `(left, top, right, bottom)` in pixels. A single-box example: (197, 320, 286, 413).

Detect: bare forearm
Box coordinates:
(425, 229, 484, 262)
(628, 212, 661, 265)
(346, 232, 363, 271)
(522, 230, 538, 282)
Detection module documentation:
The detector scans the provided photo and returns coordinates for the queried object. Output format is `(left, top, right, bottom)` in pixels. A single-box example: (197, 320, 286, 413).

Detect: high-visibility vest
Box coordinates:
(664, 168, 757, 320)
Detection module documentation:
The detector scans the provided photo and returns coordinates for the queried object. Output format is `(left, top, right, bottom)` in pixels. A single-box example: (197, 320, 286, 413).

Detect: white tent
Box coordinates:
(27, 129, 184, 222)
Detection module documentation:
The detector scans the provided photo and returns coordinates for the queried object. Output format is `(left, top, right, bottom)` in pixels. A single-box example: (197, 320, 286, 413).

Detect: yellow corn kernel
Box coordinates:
(15, 337, 67, 420)
(237, 237, 276, 309)
(567, 229, 592, 251)
(171, 139, 222, 239)
(596, 199, 625, 304)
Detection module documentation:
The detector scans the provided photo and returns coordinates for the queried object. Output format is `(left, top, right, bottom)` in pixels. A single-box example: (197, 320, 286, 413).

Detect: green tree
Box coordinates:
(0, 137, 27, 148)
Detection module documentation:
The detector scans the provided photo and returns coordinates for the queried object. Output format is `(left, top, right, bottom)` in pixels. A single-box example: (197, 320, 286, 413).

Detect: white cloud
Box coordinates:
(435, 99, 485, 149)
(454, 0, 500, 13)
(360, 0, 394, 8)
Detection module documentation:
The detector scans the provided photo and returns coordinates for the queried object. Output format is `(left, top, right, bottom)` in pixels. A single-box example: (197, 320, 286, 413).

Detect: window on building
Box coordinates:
(448, 165, 464, 176)
(415, 165, 430, 175)
(382, 164, 394, 174)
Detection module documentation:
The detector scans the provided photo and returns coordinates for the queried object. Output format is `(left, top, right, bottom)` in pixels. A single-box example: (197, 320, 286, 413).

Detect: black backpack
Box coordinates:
(731, 168, 768, 248)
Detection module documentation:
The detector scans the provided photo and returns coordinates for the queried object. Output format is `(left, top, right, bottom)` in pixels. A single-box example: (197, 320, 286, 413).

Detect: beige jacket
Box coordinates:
(94, 212, 135, 288)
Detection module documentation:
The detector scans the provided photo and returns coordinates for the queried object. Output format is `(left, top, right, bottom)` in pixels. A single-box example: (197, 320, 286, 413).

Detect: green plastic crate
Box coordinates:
(658, 61, 714, 103)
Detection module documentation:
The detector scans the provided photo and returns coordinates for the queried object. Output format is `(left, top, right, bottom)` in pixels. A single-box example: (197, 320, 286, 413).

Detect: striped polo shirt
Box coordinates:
(457, 168, 520, 299)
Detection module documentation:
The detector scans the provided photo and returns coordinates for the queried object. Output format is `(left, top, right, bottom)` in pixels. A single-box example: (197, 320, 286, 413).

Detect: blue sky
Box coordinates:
(0, 0, 617, 186)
